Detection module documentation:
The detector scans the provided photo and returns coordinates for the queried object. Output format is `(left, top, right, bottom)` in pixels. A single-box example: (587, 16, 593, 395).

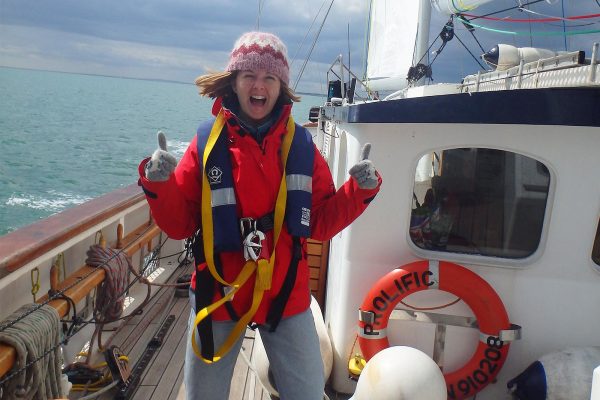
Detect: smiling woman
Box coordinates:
(136, 30, 382, 400)
(193, 31, 303, 144)
(233, 70, 281, 124)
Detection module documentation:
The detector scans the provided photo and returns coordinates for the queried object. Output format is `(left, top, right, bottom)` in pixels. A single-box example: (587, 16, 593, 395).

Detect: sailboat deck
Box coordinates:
(36, 231, 344, 400)
(67, 263, 272, 400)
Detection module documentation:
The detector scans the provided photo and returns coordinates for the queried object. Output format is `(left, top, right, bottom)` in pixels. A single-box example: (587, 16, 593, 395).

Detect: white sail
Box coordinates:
(365, 0, 431, 92)
(431, 0, 497, 15)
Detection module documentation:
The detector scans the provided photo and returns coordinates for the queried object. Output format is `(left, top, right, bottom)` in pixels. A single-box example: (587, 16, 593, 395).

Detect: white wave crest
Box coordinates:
(6, 190, 93, 212)
(167, 139, 189, 158)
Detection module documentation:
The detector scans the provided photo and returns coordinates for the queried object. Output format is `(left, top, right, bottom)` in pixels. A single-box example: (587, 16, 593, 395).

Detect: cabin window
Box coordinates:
(410, 148, 550, 259)
(593, 220, 600, 267)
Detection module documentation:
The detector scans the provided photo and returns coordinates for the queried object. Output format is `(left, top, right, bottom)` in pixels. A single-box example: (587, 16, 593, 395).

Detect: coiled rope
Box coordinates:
(84, 245, 136, 362)
(86, 245, 130, 322)
(0, 304, 63, 400)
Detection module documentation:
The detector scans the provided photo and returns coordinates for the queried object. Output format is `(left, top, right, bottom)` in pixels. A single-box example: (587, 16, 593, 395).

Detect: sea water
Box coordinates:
(0, 67, 325, 236)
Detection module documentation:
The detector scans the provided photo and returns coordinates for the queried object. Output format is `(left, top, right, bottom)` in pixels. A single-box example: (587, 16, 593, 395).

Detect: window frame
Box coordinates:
(406, 146, 556, 269)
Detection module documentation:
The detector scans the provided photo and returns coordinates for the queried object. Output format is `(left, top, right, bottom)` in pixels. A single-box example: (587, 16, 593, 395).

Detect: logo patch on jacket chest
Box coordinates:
(208, 166, 223, 185)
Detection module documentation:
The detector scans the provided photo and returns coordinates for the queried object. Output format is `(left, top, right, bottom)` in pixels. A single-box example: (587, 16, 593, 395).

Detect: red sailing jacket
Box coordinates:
(138, 99, 381, 323)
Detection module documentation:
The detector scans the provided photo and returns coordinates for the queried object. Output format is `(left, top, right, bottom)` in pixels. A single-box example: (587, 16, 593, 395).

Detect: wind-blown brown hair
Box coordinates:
(194, 70, 301, 103)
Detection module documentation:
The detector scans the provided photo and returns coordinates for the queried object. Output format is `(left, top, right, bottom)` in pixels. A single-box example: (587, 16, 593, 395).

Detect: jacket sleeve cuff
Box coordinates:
(352, 171, 382, 203)
(138, 157, 170, 199)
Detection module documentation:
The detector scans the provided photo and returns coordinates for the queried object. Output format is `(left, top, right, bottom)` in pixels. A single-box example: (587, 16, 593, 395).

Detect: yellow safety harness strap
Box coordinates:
(192, 114, 296, 363)
(201, 111, 230, 286)
(191, 260, 255, 362)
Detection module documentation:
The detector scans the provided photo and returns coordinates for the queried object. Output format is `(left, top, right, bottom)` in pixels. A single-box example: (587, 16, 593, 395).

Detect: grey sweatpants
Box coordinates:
(184, 293, 325, 399)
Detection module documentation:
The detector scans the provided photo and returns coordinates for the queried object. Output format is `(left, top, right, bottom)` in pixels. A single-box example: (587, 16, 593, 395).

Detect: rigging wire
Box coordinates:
(427, 16, 486, 71)
(561, 0, 567, 51)
(457, 15, 600, 36)
(459, 16, 487, 53)
(290, 0, 328, 69)
(347, 23, 351, 75)
(414, 18, 452, 67)
(467, 0, 547, 20)
(293, 0, 335, 91)
(363, 0, 374, 80)
(453, 32, 488, 70)
(256, 0, 268, 30)
(527, 2, 534, 47)
(460, 11, 600, 22)
(407, 17, 455, 84)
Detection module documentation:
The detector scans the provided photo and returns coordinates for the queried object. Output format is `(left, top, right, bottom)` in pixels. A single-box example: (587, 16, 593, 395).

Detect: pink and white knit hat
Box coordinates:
(226, 31, 290, 85)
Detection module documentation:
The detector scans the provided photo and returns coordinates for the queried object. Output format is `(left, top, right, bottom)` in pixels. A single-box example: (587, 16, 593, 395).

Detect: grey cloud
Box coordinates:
(1, 0, 598, 92)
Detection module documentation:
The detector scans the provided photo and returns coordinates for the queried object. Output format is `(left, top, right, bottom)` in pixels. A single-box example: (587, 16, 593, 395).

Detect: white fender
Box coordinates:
(349, 346, 446, 400)
(482, 44, 561, 70)
(252, 296, 333, 397)
(592, 365, 600, 400)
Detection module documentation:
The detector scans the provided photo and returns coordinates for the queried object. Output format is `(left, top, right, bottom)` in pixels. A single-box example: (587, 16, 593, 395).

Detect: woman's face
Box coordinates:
(233, 70, 281, 124)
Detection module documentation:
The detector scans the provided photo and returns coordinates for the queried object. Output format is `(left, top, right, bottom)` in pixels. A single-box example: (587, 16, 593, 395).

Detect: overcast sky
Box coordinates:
(1, 0, 598, 93)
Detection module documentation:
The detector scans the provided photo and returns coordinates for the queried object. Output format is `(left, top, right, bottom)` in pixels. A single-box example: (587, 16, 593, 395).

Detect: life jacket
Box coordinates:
(195, 116, 314, 250)
(192, 113, 314, 361)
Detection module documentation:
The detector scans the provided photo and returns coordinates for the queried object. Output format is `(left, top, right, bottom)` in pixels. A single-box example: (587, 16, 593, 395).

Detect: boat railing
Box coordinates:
(462, 43, 600, 93)
(326, 54, 375, 103)
(0, 183, 164, 380)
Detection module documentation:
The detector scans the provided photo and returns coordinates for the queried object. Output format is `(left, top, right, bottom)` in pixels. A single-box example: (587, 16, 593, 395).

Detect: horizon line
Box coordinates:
(0, 65, 325, 97)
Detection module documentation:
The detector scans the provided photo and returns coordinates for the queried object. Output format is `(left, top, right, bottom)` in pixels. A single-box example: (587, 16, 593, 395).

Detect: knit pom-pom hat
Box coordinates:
(226, 31, 290, 85)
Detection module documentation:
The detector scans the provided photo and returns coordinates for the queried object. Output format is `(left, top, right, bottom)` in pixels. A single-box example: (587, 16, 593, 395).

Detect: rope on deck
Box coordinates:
(0, 304, 63, 399)
(86, 244, 130, 322)
(85, 244, 133, 361)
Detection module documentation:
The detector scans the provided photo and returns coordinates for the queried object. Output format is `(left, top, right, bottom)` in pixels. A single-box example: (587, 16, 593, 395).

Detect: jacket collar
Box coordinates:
(213, 97, 293, 143)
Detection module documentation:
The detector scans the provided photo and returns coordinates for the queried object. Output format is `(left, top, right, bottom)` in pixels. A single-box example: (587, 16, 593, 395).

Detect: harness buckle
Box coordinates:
(223, 285, 235, 300)
(243, 229, 266, 261)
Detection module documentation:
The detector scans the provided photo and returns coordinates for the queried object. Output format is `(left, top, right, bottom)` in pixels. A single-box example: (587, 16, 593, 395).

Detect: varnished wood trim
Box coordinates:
(306, 239, 329, 309)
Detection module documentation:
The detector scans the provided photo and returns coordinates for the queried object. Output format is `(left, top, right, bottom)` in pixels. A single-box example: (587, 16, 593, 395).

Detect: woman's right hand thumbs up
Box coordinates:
(348, 143, 379, 190)
(145, 131, 177, 181)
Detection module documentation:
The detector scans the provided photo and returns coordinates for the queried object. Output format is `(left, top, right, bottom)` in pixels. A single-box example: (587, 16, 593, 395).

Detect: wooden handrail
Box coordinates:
(0, 222, 162, 379)
(0, 185, 164, 380)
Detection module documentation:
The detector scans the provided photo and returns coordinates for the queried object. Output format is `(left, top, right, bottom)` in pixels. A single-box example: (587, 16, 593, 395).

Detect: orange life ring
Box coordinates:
(358, 260, 514, 400)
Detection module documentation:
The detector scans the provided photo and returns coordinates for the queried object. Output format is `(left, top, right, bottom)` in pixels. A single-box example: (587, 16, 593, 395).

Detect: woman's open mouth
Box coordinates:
(250, 95, 267, 106)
